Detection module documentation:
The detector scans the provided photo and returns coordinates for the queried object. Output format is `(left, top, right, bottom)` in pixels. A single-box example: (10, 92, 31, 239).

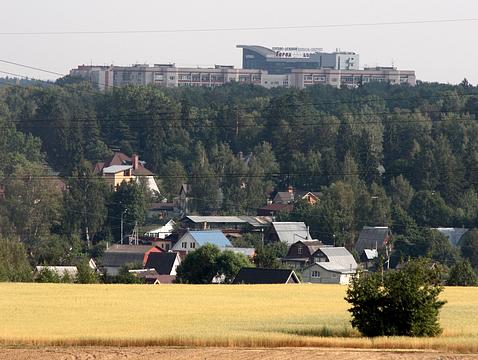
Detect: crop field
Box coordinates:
(1, 283, 478, 353)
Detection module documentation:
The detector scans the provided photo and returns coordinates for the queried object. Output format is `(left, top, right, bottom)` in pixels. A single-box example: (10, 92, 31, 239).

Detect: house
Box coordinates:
(181, 216, 249, 233)
(180, 215, 273, 234)
(257, 203, 293, 217)
(144, 252, 181, 275)
(281, 240, 325, 268)
(355, 226, 392, 255)
(266, 222, 312, 246)
(102, 244, 163, 276)
(94, 152, 159, 194)
(171, 230, 232, 254)
(434, 227, 469, 247)
(360, 249, 379, 270)
(35, 266, 78, 280)
(233, 268, 300, 284)
(144, 220, 176, 239)
(272, 186, 320, 205)
(301, 247, 358, 285)
(148, 202, 179, 220)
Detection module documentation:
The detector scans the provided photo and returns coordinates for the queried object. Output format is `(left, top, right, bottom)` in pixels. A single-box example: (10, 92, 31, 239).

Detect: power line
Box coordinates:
(0, 18, 477, 36)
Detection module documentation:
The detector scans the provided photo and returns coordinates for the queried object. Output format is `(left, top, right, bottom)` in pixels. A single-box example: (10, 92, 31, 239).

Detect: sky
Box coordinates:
(1, 0, 477, 84)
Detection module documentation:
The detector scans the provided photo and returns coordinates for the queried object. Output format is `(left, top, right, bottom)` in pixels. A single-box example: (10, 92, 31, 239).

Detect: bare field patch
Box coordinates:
(0, 284, 478, 352)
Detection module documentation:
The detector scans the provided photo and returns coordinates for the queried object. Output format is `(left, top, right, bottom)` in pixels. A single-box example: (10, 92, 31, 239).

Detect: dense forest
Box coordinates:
(1, 78, 478, 281)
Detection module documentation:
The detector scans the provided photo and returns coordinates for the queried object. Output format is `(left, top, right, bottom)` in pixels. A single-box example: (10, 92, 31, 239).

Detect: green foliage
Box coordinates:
(109, 181, 150, 242)
(76, 261, 99, 284)
(114, 265, 144, 284)
(176, 244, 253, 284)
(447, 259, 478, 286)
(345, 258, 446, 337)
(460, 229, 478, 269)
(253, 242, 288, 269)
(35, 268, 74, 283)
(0, 238, 32, 282)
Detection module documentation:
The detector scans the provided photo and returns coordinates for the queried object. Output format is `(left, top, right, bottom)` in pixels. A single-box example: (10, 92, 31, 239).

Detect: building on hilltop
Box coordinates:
(237, 45, 360, 73)
(70, 45, 415, 91)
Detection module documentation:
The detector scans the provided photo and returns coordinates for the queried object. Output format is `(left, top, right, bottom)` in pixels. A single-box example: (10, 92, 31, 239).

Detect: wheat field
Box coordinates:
(0, 283, 477, 352)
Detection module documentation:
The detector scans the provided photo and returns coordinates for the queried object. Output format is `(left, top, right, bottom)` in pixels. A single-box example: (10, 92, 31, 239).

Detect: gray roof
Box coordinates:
(362, 249, 379, 261)
(185, 216, 247, 224)
(272, 222, 311, 245)
(102, 165, 132, 174)
(315, 247, 358, 272)
(239, 216, 273, 228)
(102, 244, 155, 268)
(220, 247, 255, 257)
(314, 262, 357, 274)
(355, 226, 391, 254)
(434, 228, 469, 247)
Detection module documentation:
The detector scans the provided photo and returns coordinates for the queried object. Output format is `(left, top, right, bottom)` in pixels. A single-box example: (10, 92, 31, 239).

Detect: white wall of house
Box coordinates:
(170, 254, 181, 275)
(171, 232, 198, 254)
(301, 264, 353, 285)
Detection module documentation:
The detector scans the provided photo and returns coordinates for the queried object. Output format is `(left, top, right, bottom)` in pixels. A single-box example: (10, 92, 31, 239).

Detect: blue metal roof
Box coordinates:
(189, 230, 231, 247)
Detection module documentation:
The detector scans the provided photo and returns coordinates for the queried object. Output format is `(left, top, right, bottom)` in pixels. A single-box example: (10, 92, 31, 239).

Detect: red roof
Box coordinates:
(94, 152, 154, 176)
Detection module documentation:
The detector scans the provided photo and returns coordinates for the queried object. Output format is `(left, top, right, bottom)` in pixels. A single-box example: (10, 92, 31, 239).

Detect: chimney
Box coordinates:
(132, 154, 139, 170)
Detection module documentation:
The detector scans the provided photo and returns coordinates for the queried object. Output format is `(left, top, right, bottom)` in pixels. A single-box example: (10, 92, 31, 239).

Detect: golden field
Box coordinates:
(1, 283, 478, 352)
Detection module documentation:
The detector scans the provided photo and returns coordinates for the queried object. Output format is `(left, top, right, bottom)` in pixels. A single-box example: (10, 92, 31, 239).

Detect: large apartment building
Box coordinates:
(69, 45, 416, 90)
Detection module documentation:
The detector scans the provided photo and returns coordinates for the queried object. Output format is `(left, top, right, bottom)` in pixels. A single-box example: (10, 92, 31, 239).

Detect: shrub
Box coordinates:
(447, 259, 478, 286)
(345, 258, 446, 337)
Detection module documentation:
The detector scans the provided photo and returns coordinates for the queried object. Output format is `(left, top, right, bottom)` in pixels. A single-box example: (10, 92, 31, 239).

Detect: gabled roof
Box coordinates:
(95, 152, 155, 176)
(102, 244, 158, 268)
(188, 230, 232, 247)
(315, 247, 358, 271)
(313, 262, 356, 274)
(233, 268, 300, 284)
(272, 222, 311, 245)
(355, 226, 391, 254)
(144, 252, 179, 275)
(434, 227, 469, 247)
(257, 203, 293, 214)
(362, 249, 379, 261)
(274, 191, 294, 204)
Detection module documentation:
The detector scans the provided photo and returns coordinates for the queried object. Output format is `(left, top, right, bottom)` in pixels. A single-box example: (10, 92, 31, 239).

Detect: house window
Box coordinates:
(181, 242, 187, 249)
(332, 273, 338, 278)
(190, 242, 196, 249)
(311, 270, 320, 278)
(297, 246, 303, 255)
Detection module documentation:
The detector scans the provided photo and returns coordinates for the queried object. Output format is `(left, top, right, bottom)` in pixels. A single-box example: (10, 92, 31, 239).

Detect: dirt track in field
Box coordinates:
(0, 347, 477, 360)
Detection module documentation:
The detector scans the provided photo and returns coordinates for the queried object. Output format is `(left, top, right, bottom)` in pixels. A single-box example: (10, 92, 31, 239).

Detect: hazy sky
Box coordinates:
(1, 0, 477, 84)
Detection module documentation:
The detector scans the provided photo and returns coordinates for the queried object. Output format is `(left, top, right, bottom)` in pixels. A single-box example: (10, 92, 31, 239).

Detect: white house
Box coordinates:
(144, 220, 175, 239)
(171, 230, 232, 254)
(301, 247, 358, 285)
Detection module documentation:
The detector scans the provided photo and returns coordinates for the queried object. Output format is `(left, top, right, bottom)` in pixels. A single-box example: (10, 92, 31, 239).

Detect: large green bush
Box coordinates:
(345, 259, 446, 337)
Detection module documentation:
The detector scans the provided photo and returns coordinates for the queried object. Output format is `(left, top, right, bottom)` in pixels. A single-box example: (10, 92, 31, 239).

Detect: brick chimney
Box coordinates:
(132, 154, 139, 170)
